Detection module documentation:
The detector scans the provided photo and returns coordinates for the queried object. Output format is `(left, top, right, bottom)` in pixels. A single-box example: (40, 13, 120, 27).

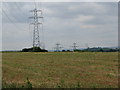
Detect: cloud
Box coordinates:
(80, 24, 100, 29)
(73, 15, 95, 22)
(44, 7, 54, 15)
(2, 2, 118, 50)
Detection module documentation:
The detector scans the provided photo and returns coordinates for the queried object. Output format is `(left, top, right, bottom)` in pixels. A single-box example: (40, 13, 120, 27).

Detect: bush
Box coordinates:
(22, 47, 48, 52)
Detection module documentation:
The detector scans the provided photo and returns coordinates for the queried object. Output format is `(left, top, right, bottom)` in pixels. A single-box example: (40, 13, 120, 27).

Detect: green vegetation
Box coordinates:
(22, 47, 48, 52)
(2, 52, 118, 88)
(72, 47, 118, 52)
(61, 47, 118, 52)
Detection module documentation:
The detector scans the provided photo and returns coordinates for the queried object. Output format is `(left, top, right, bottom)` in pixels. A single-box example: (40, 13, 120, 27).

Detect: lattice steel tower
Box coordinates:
(72, 43, 78, 50)
(29, 8, 43, 47)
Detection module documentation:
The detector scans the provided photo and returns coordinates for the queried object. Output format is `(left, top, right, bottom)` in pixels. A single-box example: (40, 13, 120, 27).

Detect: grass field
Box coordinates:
(2, 52, 118, 88)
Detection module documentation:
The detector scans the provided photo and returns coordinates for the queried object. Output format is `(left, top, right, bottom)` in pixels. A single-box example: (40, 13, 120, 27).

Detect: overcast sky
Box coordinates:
(2, 2, 118, 50)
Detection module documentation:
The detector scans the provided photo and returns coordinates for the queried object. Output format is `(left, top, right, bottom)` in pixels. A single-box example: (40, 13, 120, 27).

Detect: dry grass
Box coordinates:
(2, 52, 118, 88)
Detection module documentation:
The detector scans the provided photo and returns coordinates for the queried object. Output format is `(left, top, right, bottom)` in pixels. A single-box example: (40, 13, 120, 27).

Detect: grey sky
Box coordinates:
(2, 2, 118, 50)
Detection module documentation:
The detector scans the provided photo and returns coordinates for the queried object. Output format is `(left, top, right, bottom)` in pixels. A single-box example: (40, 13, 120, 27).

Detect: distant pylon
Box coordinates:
(86, 43, 89, 49)
(54, 43, 63, 52)
(29, 8, 43, 47)
(72, 43, 79, 51)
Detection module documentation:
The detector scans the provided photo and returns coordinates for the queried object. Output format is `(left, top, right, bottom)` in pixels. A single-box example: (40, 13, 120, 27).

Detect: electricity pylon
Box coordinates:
(29, 8, 43, 47)
(72, 43, 79, 51)
(54, 43, 63, 52)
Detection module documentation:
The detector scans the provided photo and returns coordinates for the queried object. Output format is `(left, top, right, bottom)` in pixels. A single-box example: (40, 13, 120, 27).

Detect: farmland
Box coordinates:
(2, 52, 118, 88)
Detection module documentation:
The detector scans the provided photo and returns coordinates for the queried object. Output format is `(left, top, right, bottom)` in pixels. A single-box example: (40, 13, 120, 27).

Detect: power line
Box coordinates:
(29, 24, 33, 47)
(39, 2, 45, 49)
(2, 9, 28, 31)
(14, 2, 22, 13)
(39, 23, 45, 49)
(4, 2, 29, 25)
(4, 3, 20, 22)
(14, 2, 31, 22)
(3, 3, 29, 31)
(3, 9, 21, 29)
(14, 2, 28, 19)
(34, 0, 37, 9)
(38, 1, 42, 10)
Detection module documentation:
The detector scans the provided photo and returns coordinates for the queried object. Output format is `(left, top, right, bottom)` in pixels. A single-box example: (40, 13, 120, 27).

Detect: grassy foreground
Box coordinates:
(2, 52, 118, 88)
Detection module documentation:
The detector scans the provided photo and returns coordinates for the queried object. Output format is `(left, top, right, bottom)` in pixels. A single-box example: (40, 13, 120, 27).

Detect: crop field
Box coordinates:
(2, 52, 118, 88)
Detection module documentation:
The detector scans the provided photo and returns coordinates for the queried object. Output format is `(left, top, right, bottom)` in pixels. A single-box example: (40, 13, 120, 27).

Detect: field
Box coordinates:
(2, 52, 118, 88)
